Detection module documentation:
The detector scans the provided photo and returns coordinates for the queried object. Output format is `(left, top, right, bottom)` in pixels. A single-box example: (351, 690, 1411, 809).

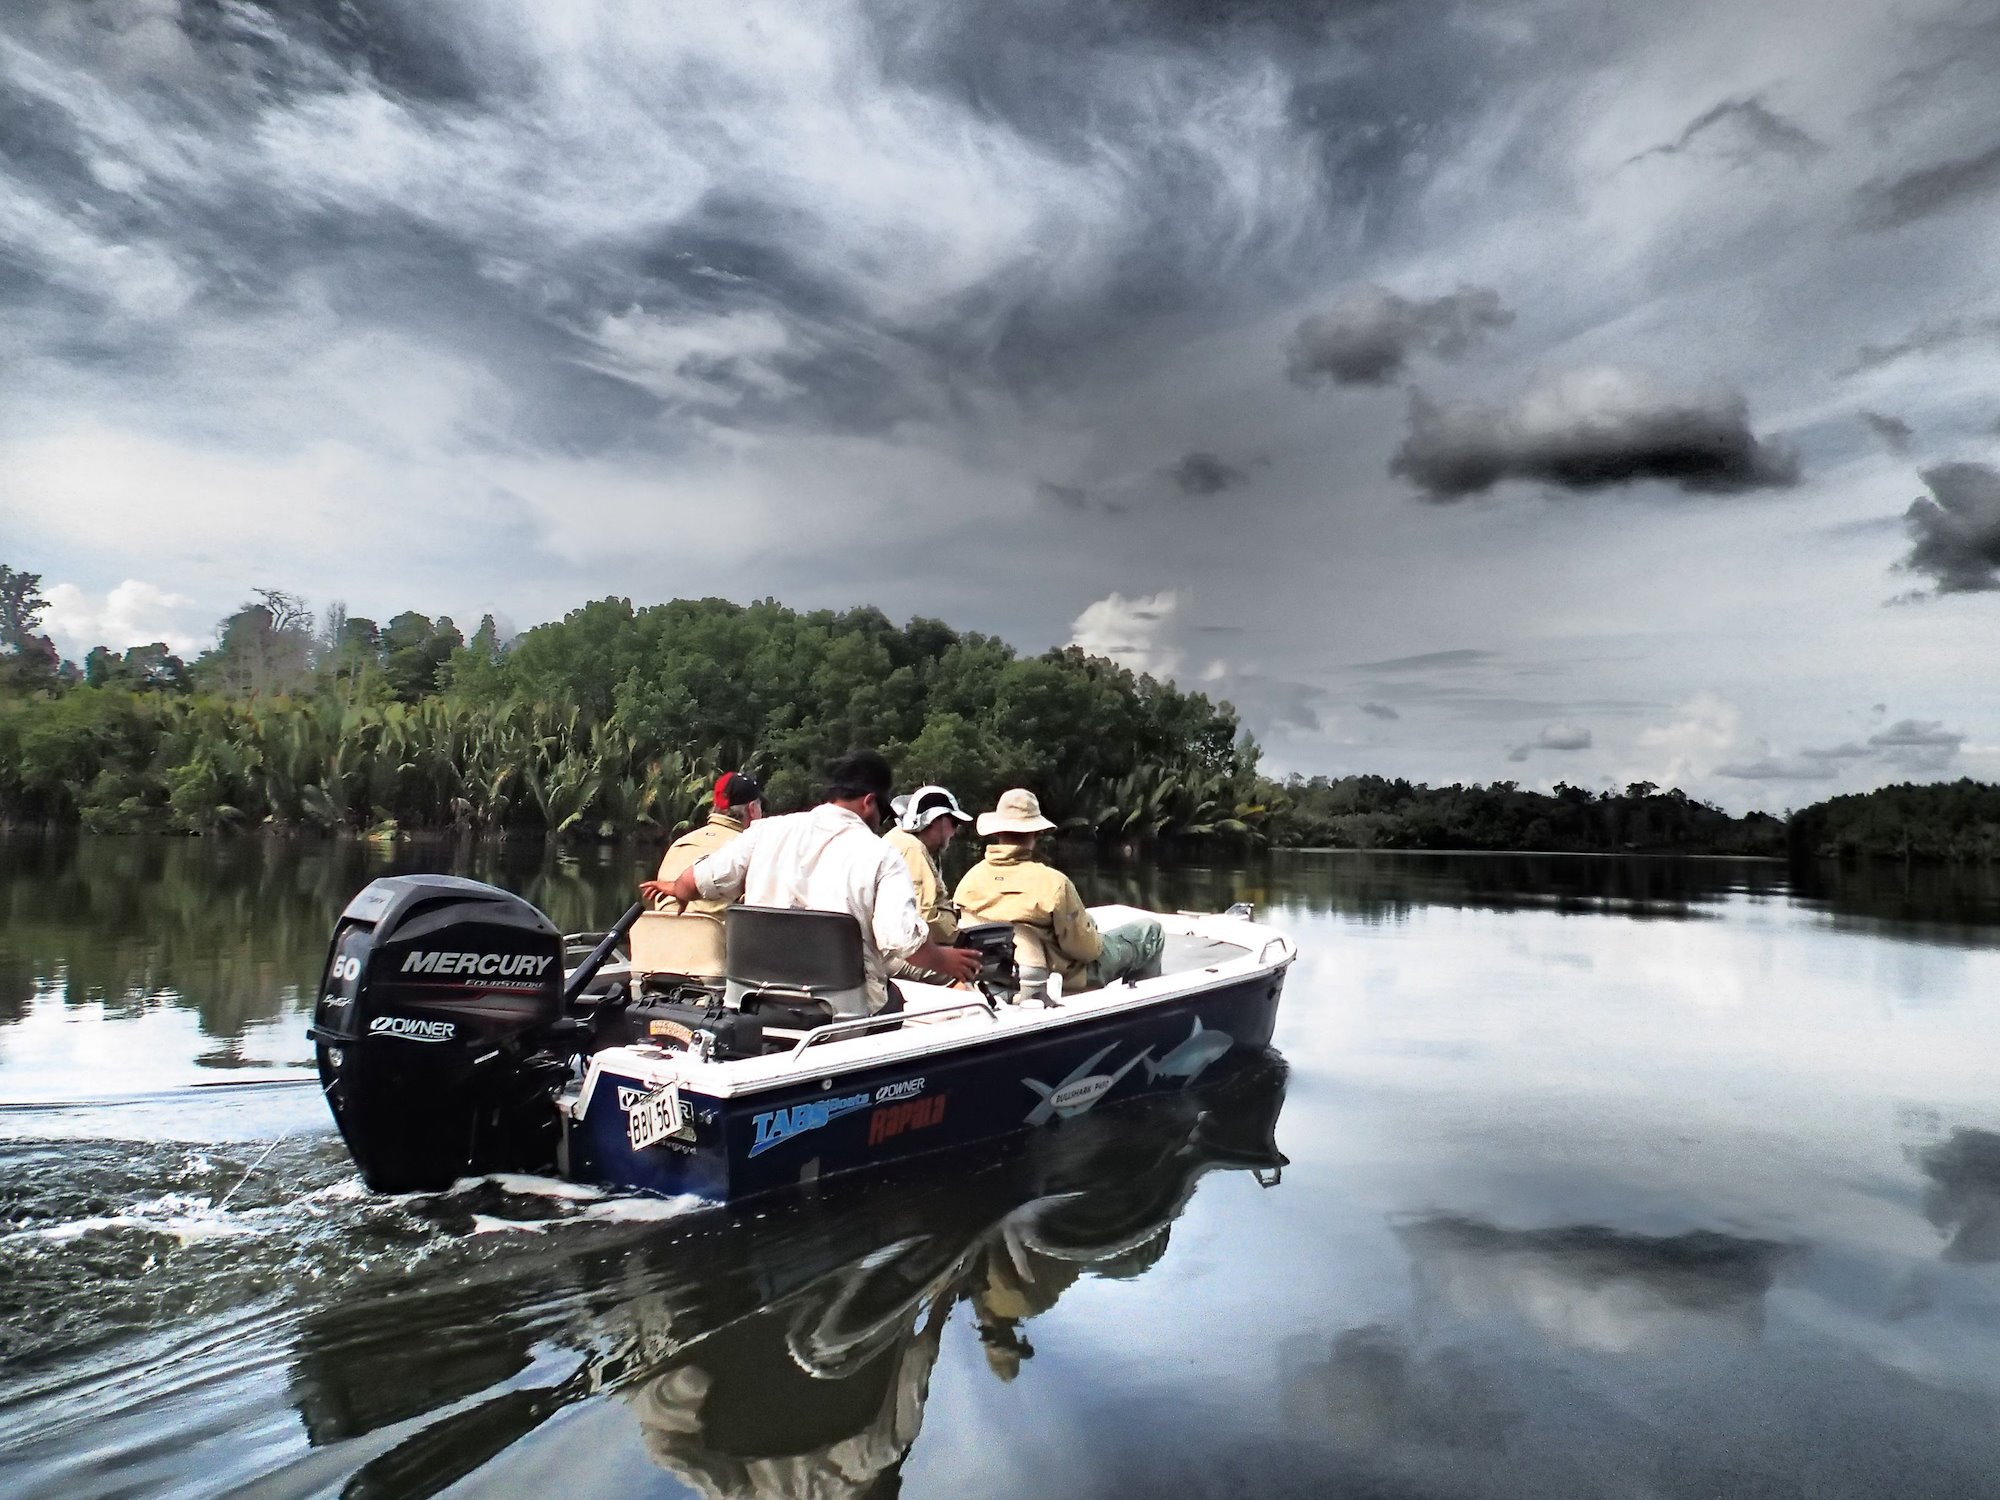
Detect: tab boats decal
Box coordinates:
(750, 1092, 873, 1157)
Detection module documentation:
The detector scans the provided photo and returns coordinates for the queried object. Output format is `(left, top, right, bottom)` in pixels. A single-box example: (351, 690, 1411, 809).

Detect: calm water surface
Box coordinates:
(5, 837, 2000, 1498)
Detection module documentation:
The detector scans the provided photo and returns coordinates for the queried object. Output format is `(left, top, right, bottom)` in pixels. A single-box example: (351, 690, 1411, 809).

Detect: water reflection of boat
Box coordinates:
(287, 1051, 1288, 1499)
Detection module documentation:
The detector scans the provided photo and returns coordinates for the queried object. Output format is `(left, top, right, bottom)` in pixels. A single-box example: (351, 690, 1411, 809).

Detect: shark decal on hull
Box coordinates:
(1023, 1043, 1154, 1126)
(1143, 1018, 1233, 1087)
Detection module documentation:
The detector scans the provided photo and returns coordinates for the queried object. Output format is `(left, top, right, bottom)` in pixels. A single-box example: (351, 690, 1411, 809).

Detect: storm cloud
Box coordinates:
(1628, 96, 1823, 166)
(1392, 370, 1802, 500)
(1286, 286, 1512, 387)
(1170, 452, 1245, 496)
(1860, 411, 1914, 454)
(1847, 312, 2000, 374)
(2, 0, 1995, 805)
(1900, 463, 2000, 593)
(1857, 139, 2000, 230)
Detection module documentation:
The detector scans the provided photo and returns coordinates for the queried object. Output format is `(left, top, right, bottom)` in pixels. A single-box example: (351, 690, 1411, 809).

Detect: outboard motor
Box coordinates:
(312, 875, 573, 1193)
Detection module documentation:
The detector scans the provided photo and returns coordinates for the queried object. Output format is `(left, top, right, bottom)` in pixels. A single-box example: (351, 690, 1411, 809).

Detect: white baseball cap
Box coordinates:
(898, 785, 973, 832)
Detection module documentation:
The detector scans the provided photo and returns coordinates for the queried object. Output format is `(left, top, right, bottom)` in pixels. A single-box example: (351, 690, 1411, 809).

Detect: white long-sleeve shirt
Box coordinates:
(691, 803, 929, 1011)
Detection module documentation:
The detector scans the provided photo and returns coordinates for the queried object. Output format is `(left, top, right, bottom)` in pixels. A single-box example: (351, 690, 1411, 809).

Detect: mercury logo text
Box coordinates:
(399, 951, 554, 977)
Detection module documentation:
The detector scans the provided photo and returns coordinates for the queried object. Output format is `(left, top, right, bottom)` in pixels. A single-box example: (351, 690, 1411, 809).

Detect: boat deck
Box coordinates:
(578, 905, 1291, 1106)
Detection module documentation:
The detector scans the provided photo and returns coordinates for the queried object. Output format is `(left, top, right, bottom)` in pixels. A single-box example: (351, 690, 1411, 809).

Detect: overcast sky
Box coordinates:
(4, 0, 1998, 807)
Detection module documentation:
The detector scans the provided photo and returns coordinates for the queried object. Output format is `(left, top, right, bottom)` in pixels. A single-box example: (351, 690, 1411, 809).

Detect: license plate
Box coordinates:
(626, 1084, 684, 1151)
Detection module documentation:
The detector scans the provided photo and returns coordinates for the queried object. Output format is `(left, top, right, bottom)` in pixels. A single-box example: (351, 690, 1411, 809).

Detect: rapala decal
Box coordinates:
(1022, 1042, 1153, 1126)
(874, 1077, 926, 1104)
(869, 1094, 946, 1145)
(368, 1015, 456, 1043)
(399, 951, 555, 978)
(750, 1092, 872, 1157)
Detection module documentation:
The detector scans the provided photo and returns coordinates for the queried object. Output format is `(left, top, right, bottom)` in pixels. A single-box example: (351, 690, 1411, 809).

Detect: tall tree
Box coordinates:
(0, 565, 59, 689)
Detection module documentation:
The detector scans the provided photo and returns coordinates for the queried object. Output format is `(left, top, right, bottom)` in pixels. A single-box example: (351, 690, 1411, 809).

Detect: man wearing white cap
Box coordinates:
(886, 785, 973, 952)
(954, 788, 1164, 999)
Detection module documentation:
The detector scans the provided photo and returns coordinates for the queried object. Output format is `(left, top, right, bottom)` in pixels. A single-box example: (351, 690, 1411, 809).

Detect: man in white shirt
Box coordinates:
(653, 750, 981, 1014)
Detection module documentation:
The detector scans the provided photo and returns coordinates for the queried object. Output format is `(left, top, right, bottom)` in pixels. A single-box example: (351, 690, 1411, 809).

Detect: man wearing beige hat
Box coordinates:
(954, 788, 1164, 1000)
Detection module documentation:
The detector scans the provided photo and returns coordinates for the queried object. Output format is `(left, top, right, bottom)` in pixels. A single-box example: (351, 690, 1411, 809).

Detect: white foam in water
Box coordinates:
(11, 1192, 262, 1248)
(580, 1194, 704, 1224)
(469, 1215, 555, 1235)
(462, 1173, 609, 1202)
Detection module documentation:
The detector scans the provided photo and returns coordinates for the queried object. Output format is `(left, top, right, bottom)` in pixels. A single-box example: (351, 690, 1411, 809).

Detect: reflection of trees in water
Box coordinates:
(1396, 1216, 1792, 1355)
(1918, 1129, 2000, 1263)
(1788, 858, 2000, 948)
(286, 1056, 1288, 1500)
(1066, 851, 1782, 927)
(0, 834, 659, 1043)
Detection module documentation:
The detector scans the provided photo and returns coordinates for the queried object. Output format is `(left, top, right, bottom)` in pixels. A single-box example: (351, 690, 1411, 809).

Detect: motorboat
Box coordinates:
(289, 1053, 1290, 1496)
(309, 873, 1295, 1204)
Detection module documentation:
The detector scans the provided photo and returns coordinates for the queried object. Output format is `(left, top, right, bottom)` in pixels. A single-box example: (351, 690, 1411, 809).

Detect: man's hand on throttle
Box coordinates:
(927, 944, 982, 985)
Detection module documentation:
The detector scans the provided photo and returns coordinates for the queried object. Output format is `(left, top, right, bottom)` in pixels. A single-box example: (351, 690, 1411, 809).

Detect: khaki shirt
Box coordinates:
(885, 828, 958, 945)
(952, 843, 1102, 986)
(655, 811, 748, 919)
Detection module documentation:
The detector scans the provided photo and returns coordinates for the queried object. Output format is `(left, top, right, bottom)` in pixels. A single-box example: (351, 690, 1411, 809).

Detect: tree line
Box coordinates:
(0, 563, 1990, 859)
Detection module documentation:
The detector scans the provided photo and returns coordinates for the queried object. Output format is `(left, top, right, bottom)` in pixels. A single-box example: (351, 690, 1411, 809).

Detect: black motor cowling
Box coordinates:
(312, 875, 572, 1193)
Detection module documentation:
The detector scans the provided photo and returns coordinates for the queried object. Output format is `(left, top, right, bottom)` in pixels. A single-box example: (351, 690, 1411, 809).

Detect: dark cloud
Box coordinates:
(1858, 140, 2000, 230)
(1798, 741, 1871, 762)
(1036, 479, 1090, 512)
(1504, 722, 1591, 760)
(1286, 285, 1512, 387)
(1627, 96, 1823, 167)
(1860, 410, 1913, 454)
(1170, 451, 1245, 495)
(1360, 701, 1399, 720)
(1868, 718, 1963, 750)
(1345, 648, 1494, 672)
(1715, 756, 1839, 782)
(1393, 370, 1801, 500)
(1919, 1129, 2000, 1264)
(1398, 1216, 1792, 1349)
(1867, 717, 1965, 775)
(1847, 312, 2000, 374)
(1900, 463, 2000, 593)
(1205, 667, 1328, 734)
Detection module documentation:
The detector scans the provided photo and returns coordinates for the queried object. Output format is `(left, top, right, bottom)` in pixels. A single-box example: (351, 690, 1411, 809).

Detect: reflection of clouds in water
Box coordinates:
(1280, 1325, 1517, 1455)
(1918, 1129, 2000, 1263)
(1399, 1217, 1792, 1355)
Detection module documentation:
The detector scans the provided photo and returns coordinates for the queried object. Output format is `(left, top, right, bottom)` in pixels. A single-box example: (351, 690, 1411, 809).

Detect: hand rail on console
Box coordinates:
(788, 997, 999, 1059)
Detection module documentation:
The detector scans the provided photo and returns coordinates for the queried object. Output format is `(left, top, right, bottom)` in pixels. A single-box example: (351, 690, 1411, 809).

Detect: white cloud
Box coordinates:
(1630, 691, 1746, 791)
(1069, 590, 1182, 680)
(41, 579, 204, 660)
(581, 306, 798, 405)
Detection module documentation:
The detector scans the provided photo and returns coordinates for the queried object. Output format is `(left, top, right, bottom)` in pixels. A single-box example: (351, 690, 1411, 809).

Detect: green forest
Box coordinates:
(1, 563, 1992, 859)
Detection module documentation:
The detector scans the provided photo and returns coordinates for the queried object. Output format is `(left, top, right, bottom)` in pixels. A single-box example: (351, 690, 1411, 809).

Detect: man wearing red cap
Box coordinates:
(641, 771, 763, 919)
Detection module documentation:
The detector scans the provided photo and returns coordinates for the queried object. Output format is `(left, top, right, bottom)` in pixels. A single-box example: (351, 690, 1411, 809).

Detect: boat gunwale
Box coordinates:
(577, 908, 1294, 1107)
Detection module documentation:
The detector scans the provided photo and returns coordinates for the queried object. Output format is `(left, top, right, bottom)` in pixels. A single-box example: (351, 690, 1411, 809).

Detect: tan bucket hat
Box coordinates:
(977, 788, 1057, 836)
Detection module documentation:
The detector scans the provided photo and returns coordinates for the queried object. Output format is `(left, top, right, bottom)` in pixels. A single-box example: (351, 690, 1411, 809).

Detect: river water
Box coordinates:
(4, 836, 2000, 1498)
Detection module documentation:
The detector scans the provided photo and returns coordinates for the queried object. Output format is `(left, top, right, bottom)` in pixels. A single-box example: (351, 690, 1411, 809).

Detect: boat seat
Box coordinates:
(630, 910, 726, 982)
(723, 905, 869, 1020)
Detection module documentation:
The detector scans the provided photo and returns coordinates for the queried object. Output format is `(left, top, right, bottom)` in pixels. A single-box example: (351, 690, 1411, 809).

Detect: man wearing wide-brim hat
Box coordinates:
(953, 788, 1164, 1000)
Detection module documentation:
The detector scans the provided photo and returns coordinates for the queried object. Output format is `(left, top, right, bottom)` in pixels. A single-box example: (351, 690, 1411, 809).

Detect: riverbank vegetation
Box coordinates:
(0, 565, 1989, 859)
